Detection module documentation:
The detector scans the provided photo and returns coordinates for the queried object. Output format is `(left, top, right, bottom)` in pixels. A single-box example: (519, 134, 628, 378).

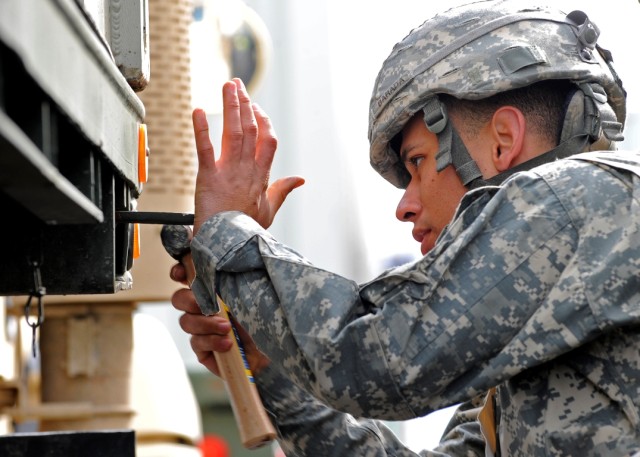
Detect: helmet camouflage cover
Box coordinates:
(368, 0, 627, 188)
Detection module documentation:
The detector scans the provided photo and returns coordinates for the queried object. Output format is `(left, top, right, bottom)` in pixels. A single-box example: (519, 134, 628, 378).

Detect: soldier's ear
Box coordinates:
(490, 106, 526, 172)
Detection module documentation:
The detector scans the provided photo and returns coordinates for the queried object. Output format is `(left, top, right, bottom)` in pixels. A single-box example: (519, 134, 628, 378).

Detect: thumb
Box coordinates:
(267, 176, 305, 213)
(228, 314, 271, 374)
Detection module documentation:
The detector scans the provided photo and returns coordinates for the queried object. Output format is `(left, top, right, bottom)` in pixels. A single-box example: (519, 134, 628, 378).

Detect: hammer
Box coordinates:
(160, 224, 276, 449)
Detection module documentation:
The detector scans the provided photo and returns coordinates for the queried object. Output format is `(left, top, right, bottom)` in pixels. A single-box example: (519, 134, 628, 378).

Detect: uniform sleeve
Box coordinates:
(255, 364, 484, 457)
(190, 170, 598, 419)
(435, 398, 486, 456)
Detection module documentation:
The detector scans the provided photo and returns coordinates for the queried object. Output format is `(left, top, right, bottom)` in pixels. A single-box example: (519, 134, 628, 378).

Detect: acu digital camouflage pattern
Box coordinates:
(190, 151, 640, 456)
(368, 0, 627, 189)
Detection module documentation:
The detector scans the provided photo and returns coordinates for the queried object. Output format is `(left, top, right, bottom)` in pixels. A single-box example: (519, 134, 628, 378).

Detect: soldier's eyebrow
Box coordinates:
(399, 144, 419, 163)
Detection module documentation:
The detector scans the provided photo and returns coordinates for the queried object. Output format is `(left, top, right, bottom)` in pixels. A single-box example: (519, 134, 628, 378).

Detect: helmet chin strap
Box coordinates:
(422, 82, 624, 190)
(422, 97, 483, 187)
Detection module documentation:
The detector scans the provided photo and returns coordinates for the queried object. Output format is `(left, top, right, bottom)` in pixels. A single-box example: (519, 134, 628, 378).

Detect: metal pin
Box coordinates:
(115, 211, 194, 225)
(24, 261, 46, 358)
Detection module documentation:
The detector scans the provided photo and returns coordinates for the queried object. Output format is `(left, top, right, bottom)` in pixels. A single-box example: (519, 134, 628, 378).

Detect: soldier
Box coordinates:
(171, 1, 640, 455)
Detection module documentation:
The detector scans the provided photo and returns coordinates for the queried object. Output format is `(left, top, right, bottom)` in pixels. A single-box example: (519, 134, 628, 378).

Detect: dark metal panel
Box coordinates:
(0, 109, 104, 224)
(0, 430, 136, 457)
(0, 0, 145, 193)
(0, 172, 121, 296)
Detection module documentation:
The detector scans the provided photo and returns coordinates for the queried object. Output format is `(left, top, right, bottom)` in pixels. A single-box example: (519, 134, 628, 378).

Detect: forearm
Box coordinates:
(257, 364, 486, 457)
(258, 366, 391, 456)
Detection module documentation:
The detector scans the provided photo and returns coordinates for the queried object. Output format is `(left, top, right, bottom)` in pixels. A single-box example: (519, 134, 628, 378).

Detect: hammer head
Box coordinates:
(160, 224, 193, 260)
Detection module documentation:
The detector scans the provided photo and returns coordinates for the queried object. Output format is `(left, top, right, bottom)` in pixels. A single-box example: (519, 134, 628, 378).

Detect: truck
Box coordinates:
(0, 0, 149, 297)
(0, 0, 205, 457)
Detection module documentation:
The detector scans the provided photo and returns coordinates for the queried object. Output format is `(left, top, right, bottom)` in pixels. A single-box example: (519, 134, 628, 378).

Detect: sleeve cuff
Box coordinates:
(189, 211, 267, 315)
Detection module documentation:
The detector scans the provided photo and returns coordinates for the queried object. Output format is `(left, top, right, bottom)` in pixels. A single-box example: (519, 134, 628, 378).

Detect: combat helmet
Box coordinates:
(368, 0, 627, 189)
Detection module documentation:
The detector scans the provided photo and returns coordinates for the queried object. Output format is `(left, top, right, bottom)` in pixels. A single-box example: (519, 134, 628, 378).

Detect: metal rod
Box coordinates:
(115, 211, 194, 225)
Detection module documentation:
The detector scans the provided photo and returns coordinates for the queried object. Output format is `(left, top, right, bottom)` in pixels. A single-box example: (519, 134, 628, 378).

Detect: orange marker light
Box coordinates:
(138, 124, 149, 184)
(133, 223, 141, 259)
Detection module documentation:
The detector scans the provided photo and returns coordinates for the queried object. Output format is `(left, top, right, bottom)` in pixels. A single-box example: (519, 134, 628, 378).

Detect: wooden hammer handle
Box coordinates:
(161, 226, 276, 449)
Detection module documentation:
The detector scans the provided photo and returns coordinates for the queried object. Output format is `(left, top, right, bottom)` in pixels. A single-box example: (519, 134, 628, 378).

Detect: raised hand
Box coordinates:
(192, 78, 305, 234)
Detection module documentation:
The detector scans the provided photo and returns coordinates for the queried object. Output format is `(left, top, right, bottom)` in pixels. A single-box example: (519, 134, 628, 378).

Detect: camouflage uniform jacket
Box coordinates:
(190, 151, 640, 456)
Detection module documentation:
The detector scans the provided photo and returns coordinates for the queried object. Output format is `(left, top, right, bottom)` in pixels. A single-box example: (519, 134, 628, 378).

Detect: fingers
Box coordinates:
(169, 263, 188, 284)
(267, 176, 306, 215)
(253, 103, 278, 179)
(190, 331, 233, 353)
(172, 283, 271, 375)
(192, 78, 299, 230)
(172, 290, 232, 346)
(236, 79, 259, 163)
(172, 290, 234, 377)
(186, 317, 233, 376)
(171, 288, 201, 314)
(192, 108, 216, 171)
(179, 312, 231, 337)
(221, 79, 257, 166)
(193, 350, 220, 377)
(220, 81, 241, 165)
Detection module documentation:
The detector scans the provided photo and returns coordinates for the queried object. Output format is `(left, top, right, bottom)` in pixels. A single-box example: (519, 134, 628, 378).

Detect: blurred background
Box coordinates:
(1, 0, 639, 456)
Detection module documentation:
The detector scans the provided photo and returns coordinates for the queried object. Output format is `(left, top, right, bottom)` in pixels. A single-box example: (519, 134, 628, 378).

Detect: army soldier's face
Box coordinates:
(395, 114, 468, 255)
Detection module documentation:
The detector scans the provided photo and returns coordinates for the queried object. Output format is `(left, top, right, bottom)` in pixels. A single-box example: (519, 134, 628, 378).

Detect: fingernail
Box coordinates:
(221, 337, 233, 351)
